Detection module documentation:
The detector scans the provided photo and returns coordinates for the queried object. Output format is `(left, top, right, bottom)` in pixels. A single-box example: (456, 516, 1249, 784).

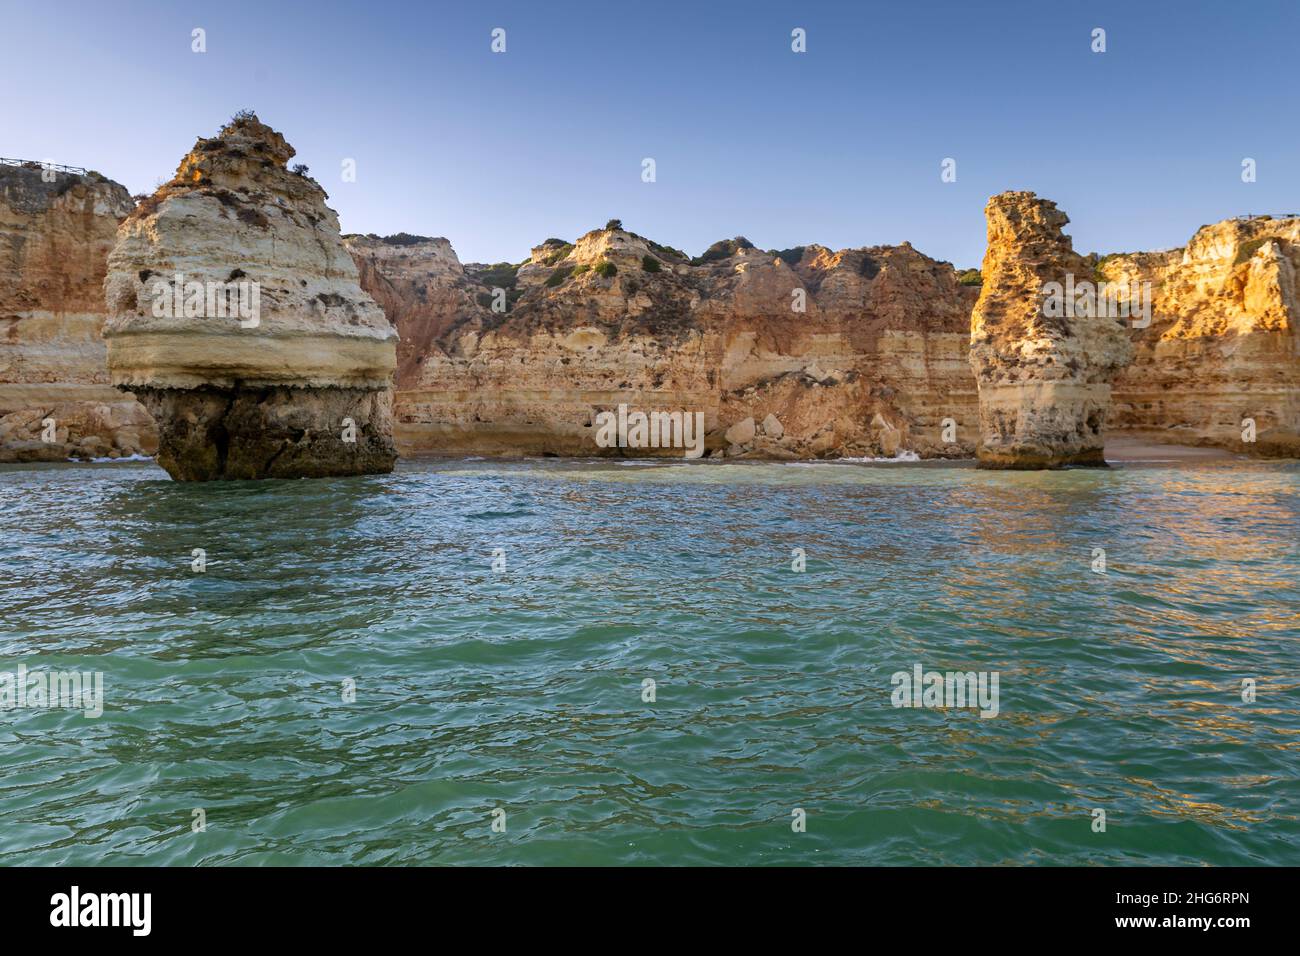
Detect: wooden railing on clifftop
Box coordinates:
(0, 157, 89, 176)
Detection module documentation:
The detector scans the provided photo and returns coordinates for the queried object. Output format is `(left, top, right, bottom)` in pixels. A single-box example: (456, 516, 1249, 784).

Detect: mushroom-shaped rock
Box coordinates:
(103, 115, 398, 480)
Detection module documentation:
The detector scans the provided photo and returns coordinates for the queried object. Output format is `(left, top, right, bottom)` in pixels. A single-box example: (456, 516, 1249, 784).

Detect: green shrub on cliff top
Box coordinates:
(382, 232, 434, 246)
(647, 239, 688, 261)
(1234, 237, 1270, 266)
(769, 246, 805, 266)
(694, 237, 755, 265)
(221, 109, 259, 136)
(476, 261, 521, 290)
(641, 255, 661, 273)
(541, 242, 574, 266)
(957, 268, 983, 286)
(545, 266, 574, 287)
(593, 259, 617, 278)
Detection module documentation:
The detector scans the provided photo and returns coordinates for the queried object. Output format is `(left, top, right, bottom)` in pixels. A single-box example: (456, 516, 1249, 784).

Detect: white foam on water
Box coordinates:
(818, 450, 923, 464)
(72, 454, 156, 464)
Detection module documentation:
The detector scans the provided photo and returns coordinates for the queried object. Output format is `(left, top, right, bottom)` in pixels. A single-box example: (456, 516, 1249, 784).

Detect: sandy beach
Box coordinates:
(1103, 436, 1239, 462)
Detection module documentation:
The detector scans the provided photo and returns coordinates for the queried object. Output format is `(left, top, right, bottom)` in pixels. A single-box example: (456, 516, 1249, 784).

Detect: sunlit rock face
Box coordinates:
(346, 226, 980, 460)
(0, 163, 156, 462)
(1106, 216, 1300, 458)
(968, 192, 1133, 469)
(102, 115, 398, 480)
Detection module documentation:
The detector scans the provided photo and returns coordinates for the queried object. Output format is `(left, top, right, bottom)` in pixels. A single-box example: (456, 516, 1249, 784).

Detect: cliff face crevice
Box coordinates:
(968, 192, 1133, 468)
(347, 227, 979, 459)
(345, 234, 484, 388)
(0, 164, 156, 462)
(1106, 216, 1300, 456)
(102, 115, 398, 480)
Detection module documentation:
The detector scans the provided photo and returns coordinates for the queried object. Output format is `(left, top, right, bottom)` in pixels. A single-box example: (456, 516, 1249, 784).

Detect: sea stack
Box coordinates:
(102, 114, 397, 480)
(968, 192, 1133, 468)
(0, 163, 155, 462)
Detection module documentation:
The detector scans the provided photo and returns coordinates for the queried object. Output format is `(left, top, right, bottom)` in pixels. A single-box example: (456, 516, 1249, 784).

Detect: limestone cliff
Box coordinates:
(346, 225, 978, 459)
(102, 115, 398, 480)
(1105, 215, 1300, 456)
(969, 192, 1133, 468)
(345, 234, 484, 389)
(14, 151, 1290, 468)
(0, 162, 155, 462)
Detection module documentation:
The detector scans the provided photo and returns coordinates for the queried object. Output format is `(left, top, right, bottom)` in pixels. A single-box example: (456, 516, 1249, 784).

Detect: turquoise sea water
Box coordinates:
(1, 456, 1297, 866)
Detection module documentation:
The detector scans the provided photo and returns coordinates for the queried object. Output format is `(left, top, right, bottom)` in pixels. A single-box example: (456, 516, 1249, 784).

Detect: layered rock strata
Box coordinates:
(102, 115, 397, 480)
(14, 155, 1290, 467)
(968, 192, 1133, 468)
(1106, 216, 1300, 457)
(0, 163, 156, 462)
(346, 227, 979, 460)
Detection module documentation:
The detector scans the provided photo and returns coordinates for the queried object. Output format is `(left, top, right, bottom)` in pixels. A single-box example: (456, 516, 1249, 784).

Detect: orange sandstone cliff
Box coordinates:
(0, 162, 155, 462)
(346, 225, 980, 459)
(7, 145, 1295, 471)
(1106, 215, 1300, 456)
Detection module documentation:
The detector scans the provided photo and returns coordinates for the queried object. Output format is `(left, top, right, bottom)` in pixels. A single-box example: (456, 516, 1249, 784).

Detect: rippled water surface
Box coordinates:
(1, 456, 1298, 865)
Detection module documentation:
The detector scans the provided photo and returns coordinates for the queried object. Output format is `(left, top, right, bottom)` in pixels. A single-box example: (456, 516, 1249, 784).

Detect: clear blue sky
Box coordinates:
(3, 0, 1296, 267)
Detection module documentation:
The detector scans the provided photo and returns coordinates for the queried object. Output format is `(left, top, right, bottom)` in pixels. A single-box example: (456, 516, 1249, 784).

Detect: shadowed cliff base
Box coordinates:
(977, 447, 1108, 470)
(135, 385, 395, 481)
